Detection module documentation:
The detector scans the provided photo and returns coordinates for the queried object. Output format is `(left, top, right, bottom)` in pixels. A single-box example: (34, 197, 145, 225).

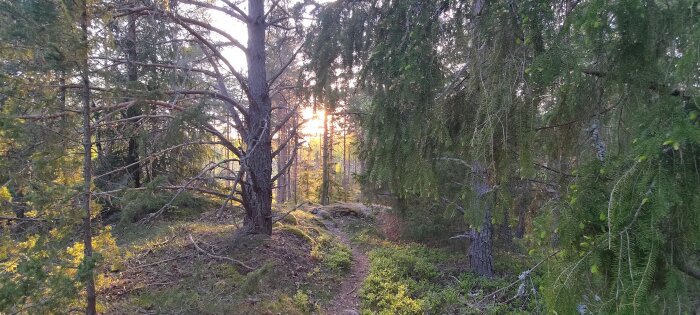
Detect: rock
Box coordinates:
(340, 310, 360, 315)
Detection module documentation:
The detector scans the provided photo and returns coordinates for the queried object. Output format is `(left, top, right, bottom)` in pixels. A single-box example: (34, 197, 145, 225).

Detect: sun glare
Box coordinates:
(301, 107, 324, 137)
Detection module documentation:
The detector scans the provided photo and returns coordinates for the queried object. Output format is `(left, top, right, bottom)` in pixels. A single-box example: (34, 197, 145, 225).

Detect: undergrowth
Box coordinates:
(351, 213, 538, 315)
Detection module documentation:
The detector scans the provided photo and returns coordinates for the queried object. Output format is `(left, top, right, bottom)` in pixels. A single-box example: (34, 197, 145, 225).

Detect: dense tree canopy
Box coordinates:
(308, 0, 700, 312)
(0, 0, 697, 313)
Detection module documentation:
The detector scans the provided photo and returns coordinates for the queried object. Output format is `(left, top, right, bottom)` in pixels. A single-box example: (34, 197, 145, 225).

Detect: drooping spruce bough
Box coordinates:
(306, 0, 700, 312)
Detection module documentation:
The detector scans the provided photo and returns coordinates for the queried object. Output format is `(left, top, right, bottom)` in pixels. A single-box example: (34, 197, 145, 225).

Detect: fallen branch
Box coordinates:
(346, 285, 359, 296)
(188, 234, 255, 271)
(476, 250, 560, 305)
(0, 216, 49, 222)
(272, 202, 309, 224)
(128, 255, 187, 271)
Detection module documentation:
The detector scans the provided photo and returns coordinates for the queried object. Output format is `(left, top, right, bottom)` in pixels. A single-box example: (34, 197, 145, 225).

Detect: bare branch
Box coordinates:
(221, 0, 250, 23)
(173, 14, 248, 53)
(272, 142, 302, 182)
(270, 105, 299, 137)
(179, 0, 249, 23)
(189, 234, 255, 271)
(267, 45, 303, 86)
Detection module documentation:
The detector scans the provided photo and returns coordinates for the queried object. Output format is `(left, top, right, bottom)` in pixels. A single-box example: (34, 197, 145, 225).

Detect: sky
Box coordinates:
(206, 1, 330, 137)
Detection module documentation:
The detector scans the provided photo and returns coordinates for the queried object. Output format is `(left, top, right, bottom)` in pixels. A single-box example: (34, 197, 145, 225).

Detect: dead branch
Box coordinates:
(188, 234, 255, 271)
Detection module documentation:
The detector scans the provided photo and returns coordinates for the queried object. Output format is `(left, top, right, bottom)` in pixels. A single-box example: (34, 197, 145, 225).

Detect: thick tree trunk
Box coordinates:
(241, 0, 273, 235)
(468, 163, 495, 277)
(80, 1, 97, 313)
(469, 207, 494, 277)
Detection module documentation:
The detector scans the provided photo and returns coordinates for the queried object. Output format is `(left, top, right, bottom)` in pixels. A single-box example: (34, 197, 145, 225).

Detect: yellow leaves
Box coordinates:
(93, 226, 119, 261)
(66, 226, 120, 267)
(0, 186, 11, 203)
(67, 242, 85, 266)
(20, 235, 40, 250)
(2, 260, 18, 272)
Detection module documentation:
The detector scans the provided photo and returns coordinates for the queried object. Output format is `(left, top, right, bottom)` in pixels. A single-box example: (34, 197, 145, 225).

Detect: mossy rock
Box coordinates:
(276, 224, 315, 244)
(328, 205, 365, 218)
(281, 213, 299, 225)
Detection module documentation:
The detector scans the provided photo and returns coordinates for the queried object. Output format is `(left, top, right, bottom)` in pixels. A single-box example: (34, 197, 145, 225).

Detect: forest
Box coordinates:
(0, 0, 698, 314)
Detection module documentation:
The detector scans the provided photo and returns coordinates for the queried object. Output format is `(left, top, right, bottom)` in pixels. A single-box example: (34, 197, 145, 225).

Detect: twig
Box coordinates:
(188, 234, 255, 271)
(272, 202, 309, 224)
(0, 216, 49, 222)
(128, 255, 186, 271)
(476, 250, 560, 305)
(346, 285, 359, 296)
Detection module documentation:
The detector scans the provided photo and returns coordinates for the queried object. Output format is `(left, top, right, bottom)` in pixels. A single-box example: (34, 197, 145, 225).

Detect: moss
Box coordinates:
(322, 243, 352, 272)
(293, 290, 312, 314)
(276, 224, 315, 244)
(239, 262, 273, 296)
(281, 213, 299, 225)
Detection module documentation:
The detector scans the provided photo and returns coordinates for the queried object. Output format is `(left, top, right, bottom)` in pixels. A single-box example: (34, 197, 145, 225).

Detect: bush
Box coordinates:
(119, 190, 207, 224)
(360, 245, 444, 314)
(310, 234, 352, 272)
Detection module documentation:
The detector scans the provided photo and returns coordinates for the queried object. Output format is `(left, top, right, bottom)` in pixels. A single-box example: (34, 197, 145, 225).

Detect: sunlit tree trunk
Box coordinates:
(320, 109, 331, 205)
(241, 0, 273, 235)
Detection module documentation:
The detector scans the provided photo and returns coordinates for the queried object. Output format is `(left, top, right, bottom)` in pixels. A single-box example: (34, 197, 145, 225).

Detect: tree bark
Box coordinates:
(125, 8, 141, 188)
(515, 183, 529, 238)
(468, 163, 495, 277)
(469, 206, 494, 277)
(320, 108, 331, 205)
(275, 101, 289, 204)
(80, 1, 97, 313)
(241, 0, 273, 235)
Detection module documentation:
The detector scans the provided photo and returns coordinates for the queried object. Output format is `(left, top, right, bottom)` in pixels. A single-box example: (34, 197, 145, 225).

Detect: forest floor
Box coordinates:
(98, 201, 543, 314)
(319, 204, 372, 315)
(99, 202, 383, 314)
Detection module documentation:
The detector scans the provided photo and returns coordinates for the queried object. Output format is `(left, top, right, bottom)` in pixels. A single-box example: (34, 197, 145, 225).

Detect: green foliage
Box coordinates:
(322, 243, 352, 272)
(292, 290, 312, 314)
(360, 245, 443, 314)
(118, 187, 209, 224)
(310, 0, 700, 312)
(310, 234, 352, 273)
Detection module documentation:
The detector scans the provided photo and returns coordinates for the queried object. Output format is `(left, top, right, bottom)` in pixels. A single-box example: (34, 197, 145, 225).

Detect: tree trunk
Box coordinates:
(468, 163, 495, 277)
(320, 109, 330, 205)
(515, 183, 529, 238)
(498, 203, 512, 246)
(342, 117, 348, 201)
(125, 9, 141, 188)
(293, 120, 299, 204)
(80, 1, 97, 313)
(469, 206, 494, 277)
(275, 108, 287, 204)
(241, 0, 273, 235)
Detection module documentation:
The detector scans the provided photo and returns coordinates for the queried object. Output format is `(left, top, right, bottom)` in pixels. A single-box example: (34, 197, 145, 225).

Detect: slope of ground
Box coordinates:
(98, 202, 544, 314)
(99, 204, 361, 314)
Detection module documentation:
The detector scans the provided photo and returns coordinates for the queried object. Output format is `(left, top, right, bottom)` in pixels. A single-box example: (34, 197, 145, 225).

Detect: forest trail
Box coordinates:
(316, 203, 373, 315)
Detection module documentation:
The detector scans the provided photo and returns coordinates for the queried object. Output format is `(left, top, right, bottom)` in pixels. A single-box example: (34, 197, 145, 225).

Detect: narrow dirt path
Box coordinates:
(320, 205, 371, 315)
